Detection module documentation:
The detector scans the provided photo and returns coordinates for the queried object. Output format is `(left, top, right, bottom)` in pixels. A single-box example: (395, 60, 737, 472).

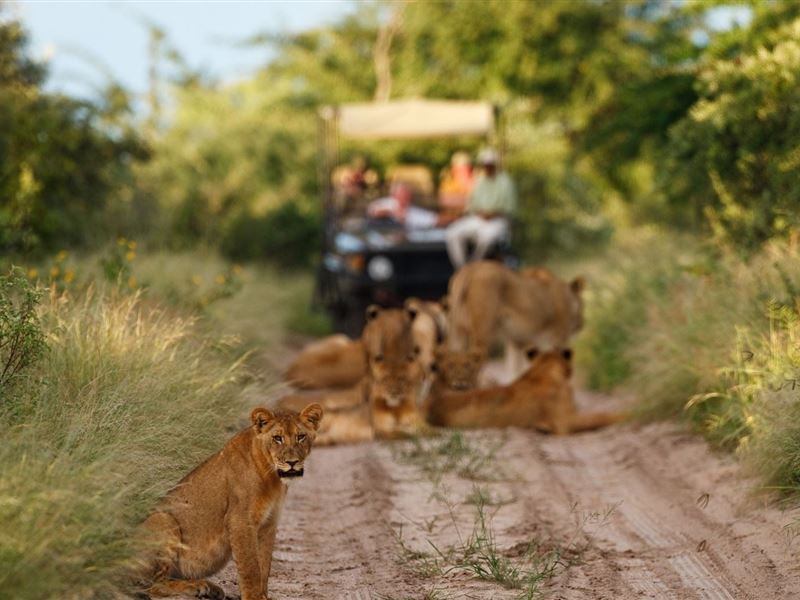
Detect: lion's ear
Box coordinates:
(562, 348, 573, 362)
(366, 304, 380, 321)
(300, 403, 323, 431)
(570, 277, 586, 295)
(251, 407, 275, 432)
(404, 298, 420, 321)
(525, 347, 539, 361)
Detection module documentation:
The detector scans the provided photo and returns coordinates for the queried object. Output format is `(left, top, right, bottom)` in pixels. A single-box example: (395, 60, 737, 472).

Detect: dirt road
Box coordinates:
(199, 387, 800, 600)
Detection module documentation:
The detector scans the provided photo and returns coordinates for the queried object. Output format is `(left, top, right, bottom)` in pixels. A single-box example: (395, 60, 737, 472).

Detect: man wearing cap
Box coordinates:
(445, 148, 517, 268)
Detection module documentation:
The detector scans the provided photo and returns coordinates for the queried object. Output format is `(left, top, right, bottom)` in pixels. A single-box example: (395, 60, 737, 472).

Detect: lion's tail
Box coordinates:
(566, 411, 626, 433)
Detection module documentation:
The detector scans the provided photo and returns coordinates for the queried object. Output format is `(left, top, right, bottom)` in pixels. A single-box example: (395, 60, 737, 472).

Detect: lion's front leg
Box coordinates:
(228, 512, 263, 600)
(257, 519, 279, 599)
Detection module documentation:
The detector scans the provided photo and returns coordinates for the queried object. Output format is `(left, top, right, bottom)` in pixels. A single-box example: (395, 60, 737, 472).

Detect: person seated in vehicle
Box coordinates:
(333, 156, 379, 215)
(438, 151, 474, 224)
(445, 148, 517, 268)
(367, 182, 439, 229)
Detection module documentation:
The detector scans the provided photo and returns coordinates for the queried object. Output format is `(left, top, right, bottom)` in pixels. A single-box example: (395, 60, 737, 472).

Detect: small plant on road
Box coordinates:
(394, 431, 506, 484)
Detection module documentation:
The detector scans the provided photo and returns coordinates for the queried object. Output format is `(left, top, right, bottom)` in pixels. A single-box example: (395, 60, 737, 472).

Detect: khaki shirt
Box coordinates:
(468, 172, 517, 215)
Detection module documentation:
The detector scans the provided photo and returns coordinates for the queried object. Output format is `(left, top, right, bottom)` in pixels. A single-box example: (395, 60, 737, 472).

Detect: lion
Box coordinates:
(284, 298, 445, 391)
(447, 261, 585, 378)
(284, 334, 365, 389)
(137, 403, 323, 600)
(278, 305, 426, 444)
(426, 348, 624, 434)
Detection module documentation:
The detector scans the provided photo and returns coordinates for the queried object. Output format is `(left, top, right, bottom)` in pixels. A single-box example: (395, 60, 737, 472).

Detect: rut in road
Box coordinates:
(188, 391, 799, 600)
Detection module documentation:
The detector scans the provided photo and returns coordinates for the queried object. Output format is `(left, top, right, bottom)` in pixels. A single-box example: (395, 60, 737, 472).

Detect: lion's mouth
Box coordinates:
(278, 468, 304, 479)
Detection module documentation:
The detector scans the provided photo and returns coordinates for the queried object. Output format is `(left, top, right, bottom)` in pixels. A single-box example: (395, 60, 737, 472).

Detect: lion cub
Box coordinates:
(138, 403, 323, 600)
(427, 349, 623, 434)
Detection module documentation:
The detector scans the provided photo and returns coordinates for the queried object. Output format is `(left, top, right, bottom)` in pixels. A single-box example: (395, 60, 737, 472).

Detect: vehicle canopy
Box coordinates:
(319, 99, 495, 140)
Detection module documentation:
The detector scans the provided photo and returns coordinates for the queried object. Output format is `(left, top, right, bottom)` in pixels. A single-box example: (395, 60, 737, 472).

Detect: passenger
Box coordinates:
(438, 151, 473, 223)
(368, 182, 439, 229)
(445, 148, 517, 268)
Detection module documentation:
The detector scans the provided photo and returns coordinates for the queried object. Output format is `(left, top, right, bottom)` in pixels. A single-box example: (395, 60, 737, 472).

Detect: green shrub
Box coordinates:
(0, 267, 45, 398)
(221, 202, 320, 267)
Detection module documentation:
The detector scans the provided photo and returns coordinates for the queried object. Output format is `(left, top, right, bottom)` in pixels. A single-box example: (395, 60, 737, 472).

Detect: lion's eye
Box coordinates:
(272, 435, 283, 444)
(297, 434, 306, 443)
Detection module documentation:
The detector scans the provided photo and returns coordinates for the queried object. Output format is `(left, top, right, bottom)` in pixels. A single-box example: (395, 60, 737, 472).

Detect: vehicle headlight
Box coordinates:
(367, 255, 393, 281)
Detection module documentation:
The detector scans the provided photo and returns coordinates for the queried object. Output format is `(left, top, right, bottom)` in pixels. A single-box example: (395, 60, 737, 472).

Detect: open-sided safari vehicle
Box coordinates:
(315, 99, 511, 335)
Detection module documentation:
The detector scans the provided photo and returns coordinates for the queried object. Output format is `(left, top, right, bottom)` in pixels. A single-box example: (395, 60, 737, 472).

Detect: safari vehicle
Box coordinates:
(314, 99, 513, 336)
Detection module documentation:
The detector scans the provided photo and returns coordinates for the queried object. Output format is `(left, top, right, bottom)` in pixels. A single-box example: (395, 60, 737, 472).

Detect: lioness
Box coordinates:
(138, 403, 323, 600)
(426, 349, 623, 434)
(448, 261, 585, 378)
(279, 305, 425, 444)
(284, 299, 445, 390)
(284, 334, 365, 389)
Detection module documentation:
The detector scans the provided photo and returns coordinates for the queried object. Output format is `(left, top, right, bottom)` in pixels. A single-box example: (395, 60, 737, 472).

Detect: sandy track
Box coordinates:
(188, 389, 799, 600)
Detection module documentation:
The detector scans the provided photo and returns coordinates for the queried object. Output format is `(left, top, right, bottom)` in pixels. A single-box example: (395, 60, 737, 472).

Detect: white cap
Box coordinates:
(477, 147, 499, 165)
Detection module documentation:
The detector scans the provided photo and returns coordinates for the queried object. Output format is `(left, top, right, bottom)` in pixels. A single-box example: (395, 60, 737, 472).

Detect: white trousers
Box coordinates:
(445, 215, 509, 268)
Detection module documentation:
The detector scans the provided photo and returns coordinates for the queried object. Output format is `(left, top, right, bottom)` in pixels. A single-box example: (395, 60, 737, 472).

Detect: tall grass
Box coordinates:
(578, 232, 800, 493)
(0, 287, 246, 599)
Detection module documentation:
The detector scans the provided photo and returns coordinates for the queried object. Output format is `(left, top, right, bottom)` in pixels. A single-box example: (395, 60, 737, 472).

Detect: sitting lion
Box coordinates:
(447, 261, 585, 378)
(137, 403, 323, 599)
(284, 298, 445, 390)
(278, 305, 426, 444)
(426, 348, 623, 434)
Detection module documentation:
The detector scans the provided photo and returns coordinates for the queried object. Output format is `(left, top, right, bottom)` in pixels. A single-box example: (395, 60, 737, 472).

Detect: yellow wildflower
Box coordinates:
(126, 250, 136, 262)
(232, 264, 243, 275)
(49, 266, 60, 278)
(117, 237, 127, 247)
(127, 240, 137, 250)
(27, 268, 38, 279)
(127, 276, 137, 289)
(215, 274, 226, 285)
(55, 250, 68, 262)
(64, 269, 75, 284)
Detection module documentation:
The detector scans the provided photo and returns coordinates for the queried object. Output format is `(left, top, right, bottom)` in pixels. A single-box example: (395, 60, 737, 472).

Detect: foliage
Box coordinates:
(221, 202, 321, 267)
(662, 18, 800, 249)
(0, 267, 45, 397)
(578, 234, 800, 491)
(0, 16, 145, 254)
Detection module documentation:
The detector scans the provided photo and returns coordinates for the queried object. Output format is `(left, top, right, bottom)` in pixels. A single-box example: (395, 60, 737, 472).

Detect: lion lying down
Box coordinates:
(426, 348, 625, 434)
(136, 403, 323, 600)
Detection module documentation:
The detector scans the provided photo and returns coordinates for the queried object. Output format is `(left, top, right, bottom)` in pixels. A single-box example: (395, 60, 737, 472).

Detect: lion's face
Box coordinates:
(523, 348, 573, 380)
(250, 404, 323, 479)
(434, 348, 482, 391)
(368, 354, 422, 408)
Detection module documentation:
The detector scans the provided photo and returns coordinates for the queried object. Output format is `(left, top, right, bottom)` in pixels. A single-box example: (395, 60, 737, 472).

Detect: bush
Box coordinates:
(0, 267, 45, 397)
(579, 233, 800, 492)
(0, 288, 245, 598)
(662, 18, 800, 250)
(221, 202, 321, 267)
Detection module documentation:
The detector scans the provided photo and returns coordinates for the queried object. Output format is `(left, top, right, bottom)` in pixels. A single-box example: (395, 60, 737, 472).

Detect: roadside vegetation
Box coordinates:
(577, 233, 800, 493)
(0, 250, 321, 598)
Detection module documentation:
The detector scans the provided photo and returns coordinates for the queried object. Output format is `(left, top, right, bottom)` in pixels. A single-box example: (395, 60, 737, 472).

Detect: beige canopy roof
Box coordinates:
(321, 99, 495, 140)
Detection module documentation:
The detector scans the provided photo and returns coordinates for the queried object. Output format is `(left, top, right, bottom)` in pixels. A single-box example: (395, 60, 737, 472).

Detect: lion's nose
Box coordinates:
(286, 460, 300, 468)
